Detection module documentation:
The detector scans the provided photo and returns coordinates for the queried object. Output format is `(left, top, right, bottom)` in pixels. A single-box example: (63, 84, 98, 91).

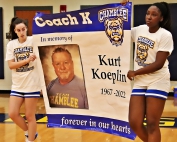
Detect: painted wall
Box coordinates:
(0, 0, 176, 90)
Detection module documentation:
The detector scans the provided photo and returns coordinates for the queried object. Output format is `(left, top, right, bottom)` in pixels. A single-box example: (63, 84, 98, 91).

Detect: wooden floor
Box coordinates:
(0, 94, 177, 142)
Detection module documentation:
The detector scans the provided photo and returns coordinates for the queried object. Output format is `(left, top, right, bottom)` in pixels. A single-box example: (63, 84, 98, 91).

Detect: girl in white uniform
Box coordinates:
(6, 17, 41, 142)
(121, 1, 173, 142)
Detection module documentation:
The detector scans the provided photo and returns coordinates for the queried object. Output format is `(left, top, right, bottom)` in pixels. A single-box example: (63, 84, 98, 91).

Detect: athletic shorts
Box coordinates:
(10, 90, 40, 98)
(131, 78, 170, 99)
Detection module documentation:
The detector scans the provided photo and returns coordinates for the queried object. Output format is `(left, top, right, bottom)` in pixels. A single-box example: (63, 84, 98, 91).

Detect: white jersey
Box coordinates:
(131, 25, 173, 86)
(6, 36, 41, 92)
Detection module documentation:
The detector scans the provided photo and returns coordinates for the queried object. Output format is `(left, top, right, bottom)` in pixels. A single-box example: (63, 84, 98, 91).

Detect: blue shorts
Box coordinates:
(131, 83, 169, 99)
(10, 91, 40, 98)
(131, 85, 168, 99)
(132, 72, 170, 99)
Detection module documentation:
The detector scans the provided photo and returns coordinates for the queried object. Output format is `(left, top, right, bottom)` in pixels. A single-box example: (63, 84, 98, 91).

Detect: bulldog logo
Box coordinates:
(15, 52, 30, 71)
(135, 42, 149, 66)
(104, 17, 124, 47)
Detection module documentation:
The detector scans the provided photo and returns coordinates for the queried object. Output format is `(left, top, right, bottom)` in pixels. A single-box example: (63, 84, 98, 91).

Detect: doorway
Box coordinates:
(14, 6, 53, 36)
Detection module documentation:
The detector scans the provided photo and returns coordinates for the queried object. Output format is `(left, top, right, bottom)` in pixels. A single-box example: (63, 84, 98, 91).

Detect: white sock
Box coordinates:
(24, 130, 28, 135)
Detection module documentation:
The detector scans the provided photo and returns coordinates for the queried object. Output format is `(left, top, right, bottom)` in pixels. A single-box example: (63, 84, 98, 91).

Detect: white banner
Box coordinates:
(33, 2, 135, 139)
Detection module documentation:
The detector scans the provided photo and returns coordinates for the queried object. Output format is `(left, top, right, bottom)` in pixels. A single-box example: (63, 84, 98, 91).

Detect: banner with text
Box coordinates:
(33, 3, 135, 140)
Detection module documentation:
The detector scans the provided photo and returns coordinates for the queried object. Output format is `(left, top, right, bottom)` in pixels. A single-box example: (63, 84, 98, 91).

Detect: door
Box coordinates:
(14, 6, 53, 36)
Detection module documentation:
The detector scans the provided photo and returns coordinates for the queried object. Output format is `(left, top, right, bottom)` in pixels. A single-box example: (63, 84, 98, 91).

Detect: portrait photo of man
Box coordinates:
(38, 45, 89, 109)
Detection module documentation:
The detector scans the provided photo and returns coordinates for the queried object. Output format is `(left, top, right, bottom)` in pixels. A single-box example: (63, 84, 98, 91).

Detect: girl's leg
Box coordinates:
(129, 95, 148, 142)
(8, 96, 28, 131)
(25, 98, 38, 141)
(146, 97, 166, 142)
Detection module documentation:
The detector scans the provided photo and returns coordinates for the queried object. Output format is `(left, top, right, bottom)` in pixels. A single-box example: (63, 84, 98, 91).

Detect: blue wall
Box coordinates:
(0, 7, 4, 79)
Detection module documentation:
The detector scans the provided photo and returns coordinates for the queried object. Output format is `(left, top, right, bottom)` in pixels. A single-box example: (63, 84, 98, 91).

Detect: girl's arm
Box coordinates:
(8, 54, 36, 69)
(121, 0, 129, 5)
(127, 51, 169, 80)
